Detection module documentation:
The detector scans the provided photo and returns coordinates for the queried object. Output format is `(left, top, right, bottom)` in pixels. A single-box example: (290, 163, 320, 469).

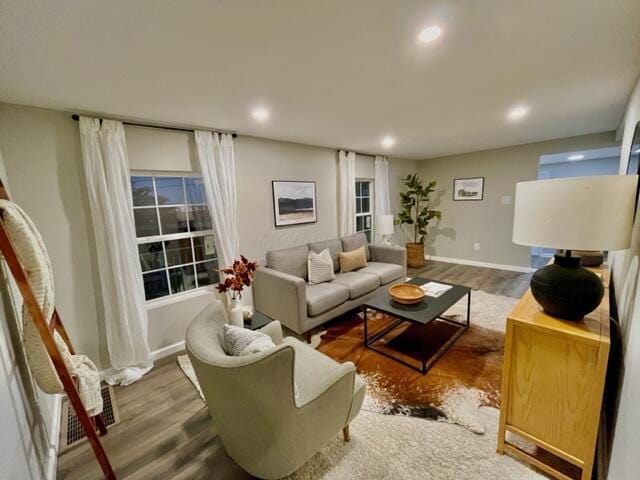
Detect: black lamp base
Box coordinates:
(530, 253, 604, 321)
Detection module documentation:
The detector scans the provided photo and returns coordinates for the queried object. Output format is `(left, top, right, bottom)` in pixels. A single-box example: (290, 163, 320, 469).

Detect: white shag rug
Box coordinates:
(176, 289, 543, 478)
(441, 289, 517, 333)
(177, 354, 542, 479)
(284, 408, 543, 479)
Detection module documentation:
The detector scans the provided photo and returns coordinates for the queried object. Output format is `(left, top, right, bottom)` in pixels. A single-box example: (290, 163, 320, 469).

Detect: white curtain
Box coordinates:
(78, 117, 153, 386)
(338, 150, 356, 237)
(194, 131, 239, 270)
(374, 156, 392, 242)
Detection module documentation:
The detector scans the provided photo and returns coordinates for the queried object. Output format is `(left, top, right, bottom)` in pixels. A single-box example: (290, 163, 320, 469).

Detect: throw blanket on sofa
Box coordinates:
(0, 200, 102, 416)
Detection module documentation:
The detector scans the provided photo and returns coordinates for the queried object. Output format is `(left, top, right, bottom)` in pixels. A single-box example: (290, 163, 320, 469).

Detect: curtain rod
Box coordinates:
(339, 149, 384, 158)
(70, 114, 238, 138)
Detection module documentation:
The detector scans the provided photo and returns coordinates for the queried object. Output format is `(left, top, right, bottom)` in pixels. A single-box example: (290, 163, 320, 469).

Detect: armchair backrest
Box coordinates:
(185, 301, 298, 454)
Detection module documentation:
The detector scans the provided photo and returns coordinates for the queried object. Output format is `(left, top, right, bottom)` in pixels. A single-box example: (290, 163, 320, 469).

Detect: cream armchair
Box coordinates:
(186, 300, 366, 479)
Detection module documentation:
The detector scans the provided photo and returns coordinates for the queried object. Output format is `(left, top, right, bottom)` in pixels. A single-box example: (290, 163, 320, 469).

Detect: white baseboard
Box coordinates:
(98, 341, 186, 380)
(426, 255, 533, 273)
(150, 340, 186, 361)
(45, 394, 62, 480)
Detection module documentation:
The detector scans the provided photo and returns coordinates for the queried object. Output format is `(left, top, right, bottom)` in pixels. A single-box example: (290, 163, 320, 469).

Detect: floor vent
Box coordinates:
(59, 384, 120, 452)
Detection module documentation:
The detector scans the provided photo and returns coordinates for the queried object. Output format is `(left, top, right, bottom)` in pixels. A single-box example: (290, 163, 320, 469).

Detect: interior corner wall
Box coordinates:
(416, 131, 618, 269)
(0, 103, 108, 368)
(0, 102, 417, 359)
(0, 147, 58, 480)
(608, 74, 640, 480)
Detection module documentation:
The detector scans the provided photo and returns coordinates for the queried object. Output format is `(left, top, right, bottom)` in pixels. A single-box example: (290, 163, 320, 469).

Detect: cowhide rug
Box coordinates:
(316, 289, 517, 434)
(178, 289, 517, 434)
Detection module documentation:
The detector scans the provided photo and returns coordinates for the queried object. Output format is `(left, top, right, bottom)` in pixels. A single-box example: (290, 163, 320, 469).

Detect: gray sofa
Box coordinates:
(254, 232, 406, 339)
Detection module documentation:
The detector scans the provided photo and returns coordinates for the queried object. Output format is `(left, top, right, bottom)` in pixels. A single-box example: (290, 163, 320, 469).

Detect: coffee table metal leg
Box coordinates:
(363, 307, 368, 346)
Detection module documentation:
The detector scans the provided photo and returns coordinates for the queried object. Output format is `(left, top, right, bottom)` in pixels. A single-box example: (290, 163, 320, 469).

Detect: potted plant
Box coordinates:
(216, 255, 258, 326)
(396, 174, 441, 268)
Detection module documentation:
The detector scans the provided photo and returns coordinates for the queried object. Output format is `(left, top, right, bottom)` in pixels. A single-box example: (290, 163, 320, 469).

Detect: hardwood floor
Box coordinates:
(410, 260, 531, 299)
(57, 261, 531, 480)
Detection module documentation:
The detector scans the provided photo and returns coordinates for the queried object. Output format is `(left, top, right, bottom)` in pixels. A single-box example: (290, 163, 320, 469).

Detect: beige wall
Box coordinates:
(0, 149, 57, 480)
(609, 74, 640, 480)
(416, 131, 618, 269)
(0, 102, 417, 361)
(0, 103, 109, 367)
(235, 136, 340, 259)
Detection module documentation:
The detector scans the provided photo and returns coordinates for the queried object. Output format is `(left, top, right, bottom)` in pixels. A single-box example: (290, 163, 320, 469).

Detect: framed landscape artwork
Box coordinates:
(272, 181, 317, 227)
(453, 177, 484, 201)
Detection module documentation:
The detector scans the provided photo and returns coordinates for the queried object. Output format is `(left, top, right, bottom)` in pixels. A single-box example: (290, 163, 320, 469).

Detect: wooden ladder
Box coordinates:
(0, 180, 115, 479)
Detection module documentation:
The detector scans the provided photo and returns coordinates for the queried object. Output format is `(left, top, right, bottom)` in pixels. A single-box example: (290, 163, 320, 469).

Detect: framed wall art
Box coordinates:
(272, 181, 317, 227)
(453, 177, 484, 201)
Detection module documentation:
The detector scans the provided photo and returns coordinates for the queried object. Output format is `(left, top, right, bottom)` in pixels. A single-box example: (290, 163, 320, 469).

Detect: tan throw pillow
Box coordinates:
(338, 245, 368, 273)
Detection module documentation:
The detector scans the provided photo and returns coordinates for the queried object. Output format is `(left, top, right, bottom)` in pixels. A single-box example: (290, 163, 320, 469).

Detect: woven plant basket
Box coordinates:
(406, 242, 426, 268)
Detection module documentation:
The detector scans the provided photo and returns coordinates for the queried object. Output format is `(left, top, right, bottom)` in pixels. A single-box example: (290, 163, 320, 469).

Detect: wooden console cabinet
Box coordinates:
(497, 267, 610, 480)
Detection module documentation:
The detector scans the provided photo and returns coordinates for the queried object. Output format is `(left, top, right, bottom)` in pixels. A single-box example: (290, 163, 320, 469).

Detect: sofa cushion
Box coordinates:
(306, 282, 350, 316)
(332, 272, 380, 299)
(357, 262, 404, 285)
(340, 232, 370, 261)
(266, 244, 309, 280)
(308, 238, 343, 272)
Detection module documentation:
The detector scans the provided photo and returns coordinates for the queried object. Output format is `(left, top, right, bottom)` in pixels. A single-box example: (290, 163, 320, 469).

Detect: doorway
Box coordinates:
(530, 146, 621, 269)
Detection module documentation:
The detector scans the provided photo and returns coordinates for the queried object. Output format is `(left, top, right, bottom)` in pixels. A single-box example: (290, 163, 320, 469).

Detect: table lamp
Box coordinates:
(512, 175, 637, 320)
(376, 214, 395, 245)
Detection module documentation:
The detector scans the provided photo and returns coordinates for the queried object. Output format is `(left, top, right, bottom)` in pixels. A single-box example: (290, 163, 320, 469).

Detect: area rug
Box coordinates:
(177, 290, 517, 433)
(283, 408, 543, 479)
(177, 354, 543, 478)
(317, 290, 517, 434)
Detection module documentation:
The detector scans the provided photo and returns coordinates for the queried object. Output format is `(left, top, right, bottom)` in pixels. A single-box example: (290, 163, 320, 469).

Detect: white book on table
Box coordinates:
(420, 281, 453, 298)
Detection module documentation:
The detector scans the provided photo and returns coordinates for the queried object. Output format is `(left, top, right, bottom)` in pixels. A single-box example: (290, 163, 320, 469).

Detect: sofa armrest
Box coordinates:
(369, 244, 407, 267)
(254, 267, 307, 334)
(258, 320, 284, 345)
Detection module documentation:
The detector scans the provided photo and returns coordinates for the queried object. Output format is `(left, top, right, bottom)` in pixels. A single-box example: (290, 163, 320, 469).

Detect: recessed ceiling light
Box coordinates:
(507, 105, 530, 121)
(568, 154, 585, 161)
(418, 26, 443, 44)
(251, 107, 269, 122)
(381, 136, 395, 149)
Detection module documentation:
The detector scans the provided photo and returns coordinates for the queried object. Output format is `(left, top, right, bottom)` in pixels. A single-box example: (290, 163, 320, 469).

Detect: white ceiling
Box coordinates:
(1, 0, 639, 160)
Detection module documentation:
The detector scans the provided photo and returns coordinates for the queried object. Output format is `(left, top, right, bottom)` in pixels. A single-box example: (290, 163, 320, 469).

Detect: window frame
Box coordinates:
(354, 178, 374, 242)
(131, 171, 218, 305)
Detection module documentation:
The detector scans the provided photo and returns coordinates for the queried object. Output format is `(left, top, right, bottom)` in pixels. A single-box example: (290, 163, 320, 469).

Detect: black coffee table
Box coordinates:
(363, 277, 471, 374)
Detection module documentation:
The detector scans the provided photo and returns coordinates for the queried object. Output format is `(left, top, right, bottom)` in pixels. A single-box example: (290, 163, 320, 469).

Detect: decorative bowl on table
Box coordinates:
(389, 283, 425, 305)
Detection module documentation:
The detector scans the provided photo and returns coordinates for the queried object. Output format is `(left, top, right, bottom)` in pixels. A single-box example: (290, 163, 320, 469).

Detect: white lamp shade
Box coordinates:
(376, 214, 395, 235)
(513, 175, 637, 251)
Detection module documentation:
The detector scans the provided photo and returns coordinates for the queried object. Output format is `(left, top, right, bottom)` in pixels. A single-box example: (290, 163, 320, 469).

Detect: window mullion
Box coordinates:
(191, 237, 199, 288)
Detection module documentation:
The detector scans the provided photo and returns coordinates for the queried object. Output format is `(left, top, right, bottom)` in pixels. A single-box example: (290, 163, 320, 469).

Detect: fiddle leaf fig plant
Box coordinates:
(396, 173, 441, 244)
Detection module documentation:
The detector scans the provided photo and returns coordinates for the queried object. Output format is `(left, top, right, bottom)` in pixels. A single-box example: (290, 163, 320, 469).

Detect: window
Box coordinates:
(131, 174, 219, 302)
(355, 180, 373, 242)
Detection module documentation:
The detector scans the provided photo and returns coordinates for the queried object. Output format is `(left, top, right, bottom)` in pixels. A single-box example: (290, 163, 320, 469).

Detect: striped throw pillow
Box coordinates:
(308, 248, 335, 284)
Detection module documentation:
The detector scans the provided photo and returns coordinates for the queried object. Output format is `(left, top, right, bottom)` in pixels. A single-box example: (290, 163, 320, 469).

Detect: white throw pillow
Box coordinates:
(222, 324, 275, 356)
(308, 248, 335, 284)
(220, 324, 301, 401)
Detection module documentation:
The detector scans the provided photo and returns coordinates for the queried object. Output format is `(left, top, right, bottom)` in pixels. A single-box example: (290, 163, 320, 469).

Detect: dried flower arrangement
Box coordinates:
(215, 255, 258, 300)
